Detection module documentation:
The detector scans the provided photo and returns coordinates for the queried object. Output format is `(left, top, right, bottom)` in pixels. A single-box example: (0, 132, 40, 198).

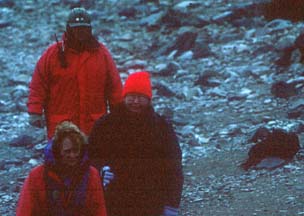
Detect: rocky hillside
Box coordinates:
(0, 0, 304, 215)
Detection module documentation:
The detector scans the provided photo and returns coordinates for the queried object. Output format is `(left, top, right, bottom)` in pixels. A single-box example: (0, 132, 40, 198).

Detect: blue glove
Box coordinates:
(44, 139, 55, 164)
(101, 166, 114, 188)
(163, 206, 178, 216)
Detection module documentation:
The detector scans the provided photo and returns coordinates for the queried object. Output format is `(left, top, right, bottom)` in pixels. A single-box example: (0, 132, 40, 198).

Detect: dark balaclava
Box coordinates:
(65, 7, 99, 52)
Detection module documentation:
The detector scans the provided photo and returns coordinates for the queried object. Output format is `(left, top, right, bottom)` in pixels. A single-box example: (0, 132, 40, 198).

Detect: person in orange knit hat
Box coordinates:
(89, 71, 184, 216)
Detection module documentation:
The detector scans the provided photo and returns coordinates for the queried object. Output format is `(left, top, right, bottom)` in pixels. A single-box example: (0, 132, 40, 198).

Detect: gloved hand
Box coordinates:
(101, 166, 114, 188)
(163, 206, 178, 216)
(29, 114, 44, 128)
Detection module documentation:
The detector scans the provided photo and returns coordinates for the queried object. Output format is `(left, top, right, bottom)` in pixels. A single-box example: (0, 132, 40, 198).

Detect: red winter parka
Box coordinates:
(16, 165, 107, 216)
(27, 41, 122, 138)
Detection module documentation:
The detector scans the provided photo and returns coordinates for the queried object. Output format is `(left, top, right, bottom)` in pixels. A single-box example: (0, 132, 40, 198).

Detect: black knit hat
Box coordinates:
(67, 8, 91, 27)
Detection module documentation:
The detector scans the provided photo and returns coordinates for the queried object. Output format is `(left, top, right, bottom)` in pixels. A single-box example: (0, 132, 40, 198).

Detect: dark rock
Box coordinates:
(191, 16, 210, 28)
(231, 2, 265, 18)
(9, 135, 33, 147)
(160, 9, 183, 28)
(193, 43, 213, 59)
(158, 62, 180, 76)
(227, 94, 246, 101)
(295, 32, 304, 48)
(275, 55, 292, 67)
(195, 73, 221, 88)
(263, 0, 304, 21)
(13, 185, 21, 193)
(0, 160, 6, 170)
(271, 81, 297, 98)
(154, 82, 176, 97)
(4, 159, 23, 165)
(0, 0, 15, 8)
(17, 176, 27, 183)
(249, 127, 270, 143)
(0, 21, 11, 28)
(139, 0, 159, 5)
(62, 0, 95, 9)
(288, 110, 303, 119)
(165, 31, 198, 57)
(242, 128, 300, 170)
(118, 7, 138, 18)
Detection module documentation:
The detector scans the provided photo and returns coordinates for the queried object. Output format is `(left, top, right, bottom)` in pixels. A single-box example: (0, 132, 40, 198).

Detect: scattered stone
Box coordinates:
(271, 81, 297, 98)
(249, 127, 270, 143)
(0, 0, 15, 8)
(242, 128, 300, 170)
(139, 11, 163, 28)
(255, 157, 287, 170)
(9, 135, 33, 147)
(154, 82, 176, 97)
(288, 97, 304, 119)
(0, 20, 11, 28)
(1, 1, 304, 215)
(264, 19, 293, 34)
(118, 7, 138, 18)
(157, 61, 180, 76)
(195, 72, 221, 88)
(166, 31, 198, 57)
(28, 159, 39, 166)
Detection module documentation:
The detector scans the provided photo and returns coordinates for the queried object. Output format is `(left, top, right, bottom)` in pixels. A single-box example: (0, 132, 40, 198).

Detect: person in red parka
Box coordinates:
(27, 7, 122, 139)
(16, 121, 107, 216)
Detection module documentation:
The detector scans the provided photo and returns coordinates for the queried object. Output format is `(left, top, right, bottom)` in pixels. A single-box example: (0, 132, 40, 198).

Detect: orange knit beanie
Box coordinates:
(122, 71, 152, 99)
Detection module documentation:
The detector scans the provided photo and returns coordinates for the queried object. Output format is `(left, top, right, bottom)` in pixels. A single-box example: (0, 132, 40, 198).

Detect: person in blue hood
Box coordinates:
(17, 121, 107, 216)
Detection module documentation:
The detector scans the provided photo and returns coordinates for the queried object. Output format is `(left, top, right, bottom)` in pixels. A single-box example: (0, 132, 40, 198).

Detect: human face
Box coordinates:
(60, 137, 80, 167)
(70, 26, 92, 42)
(124, 93, 150, 113)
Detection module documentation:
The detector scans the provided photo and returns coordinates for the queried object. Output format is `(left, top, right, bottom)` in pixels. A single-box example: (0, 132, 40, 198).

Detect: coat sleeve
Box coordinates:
(161, 117, 184, 208)
(16, 167, 43, 216)
(102, 45, 123, 109)
(88, 117, 107, 170)
(86, 167, 107, 216)
(27, 46, 54, 114)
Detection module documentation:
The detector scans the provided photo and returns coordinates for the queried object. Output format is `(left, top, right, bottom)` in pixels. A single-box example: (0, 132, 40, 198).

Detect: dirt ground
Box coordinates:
(180, 147, 304, 216)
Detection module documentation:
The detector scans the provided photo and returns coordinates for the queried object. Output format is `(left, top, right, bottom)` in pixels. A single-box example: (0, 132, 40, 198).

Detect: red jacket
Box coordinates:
(27, 42, 122, 138)
(16, 165, 107, 216)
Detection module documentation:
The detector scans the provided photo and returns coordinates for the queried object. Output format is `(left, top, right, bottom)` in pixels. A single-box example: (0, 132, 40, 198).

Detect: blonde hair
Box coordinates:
(52, 121, 87, 159)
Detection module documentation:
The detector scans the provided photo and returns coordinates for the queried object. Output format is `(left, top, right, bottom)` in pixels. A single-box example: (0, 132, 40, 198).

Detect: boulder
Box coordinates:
(242, 128, 300, 170)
